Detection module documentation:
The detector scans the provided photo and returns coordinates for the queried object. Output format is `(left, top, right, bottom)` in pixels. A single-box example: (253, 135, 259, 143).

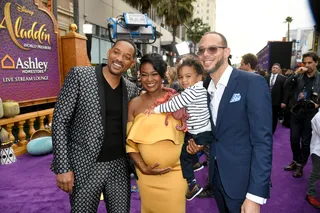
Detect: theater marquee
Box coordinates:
(0, 0, 60, 104)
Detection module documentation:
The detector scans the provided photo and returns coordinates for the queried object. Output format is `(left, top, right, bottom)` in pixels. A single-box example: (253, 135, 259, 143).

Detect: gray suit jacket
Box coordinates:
(51, 65, 139, 186)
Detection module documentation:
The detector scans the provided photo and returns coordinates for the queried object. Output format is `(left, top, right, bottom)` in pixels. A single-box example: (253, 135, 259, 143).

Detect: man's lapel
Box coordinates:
(95, 64, 106, 132)
(204, 77, 216, 133)
(216, 69, 239, 131)
(207, 92, 216, 133)
(274, 74, 280, 86)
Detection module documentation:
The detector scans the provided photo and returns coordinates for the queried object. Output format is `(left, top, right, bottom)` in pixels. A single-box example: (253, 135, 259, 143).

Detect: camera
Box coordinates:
(291, 92, 319, 116)
(306, 92, 319, 109)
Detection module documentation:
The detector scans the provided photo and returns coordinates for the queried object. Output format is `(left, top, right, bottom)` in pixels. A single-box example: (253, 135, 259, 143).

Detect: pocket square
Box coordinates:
(230, 93, 241, 103)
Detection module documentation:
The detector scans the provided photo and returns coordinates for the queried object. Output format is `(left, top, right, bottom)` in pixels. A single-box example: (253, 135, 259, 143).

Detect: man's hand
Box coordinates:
(280, 103, 286, 109)
(56, 171, 74, 193)
(186, 138, 204, 155)
(241, 198, 261, 213)
(141, 162, 172, 175)
(295, 67, 308, 75)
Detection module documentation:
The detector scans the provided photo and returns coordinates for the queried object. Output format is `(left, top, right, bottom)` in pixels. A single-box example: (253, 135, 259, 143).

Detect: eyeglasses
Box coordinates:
(198, 46, 227, 56)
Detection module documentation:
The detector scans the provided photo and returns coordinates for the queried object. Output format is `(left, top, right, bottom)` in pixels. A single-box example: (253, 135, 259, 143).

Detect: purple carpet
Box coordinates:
(0, 123, 319, 213)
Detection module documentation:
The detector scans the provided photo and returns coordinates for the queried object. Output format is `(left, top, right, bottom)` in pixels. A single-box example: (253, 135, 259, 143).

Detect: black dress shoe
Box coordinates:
(202, 161, 208, 167)
(197, 186, 214, 198)
(293, 165, 303, 178)
(284, 161, 297, 171)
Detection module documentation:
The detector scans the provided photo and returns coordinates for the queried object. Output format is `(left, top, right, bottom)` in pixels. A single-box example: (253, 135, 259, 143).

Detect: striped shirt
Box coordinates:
(154, 81, 211, 135)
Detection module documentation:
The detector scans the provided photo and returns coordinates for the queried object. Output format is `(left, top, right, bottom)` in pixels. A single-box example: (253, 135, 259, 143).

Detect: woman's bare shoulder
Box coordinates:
(128, 94, 145, 109)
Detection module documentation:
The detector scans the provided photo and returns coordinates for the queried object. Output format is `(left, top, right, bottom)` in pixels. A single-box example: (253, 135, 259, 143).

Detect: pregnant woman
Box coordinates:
(126, 53, 187, 213)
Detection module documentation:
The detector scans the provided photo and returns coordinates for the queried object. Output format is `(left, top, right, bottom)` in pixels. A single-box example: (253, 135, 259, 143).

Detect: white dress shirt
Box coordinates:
(310, 109, 320, 157)
(207, 65, 267, 205)
(269, 73, 278, 86)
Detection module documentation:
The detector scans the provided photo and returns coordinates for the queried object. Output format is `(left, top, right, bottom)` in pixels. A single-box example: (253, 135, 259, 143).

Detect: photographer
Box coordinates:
(283, 52, 320, 178)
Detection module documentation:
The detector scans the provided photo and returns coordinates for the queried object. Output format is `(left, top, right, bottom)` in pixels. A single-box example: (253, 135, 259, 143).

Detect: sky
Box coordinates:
(215, 0, 316, 64)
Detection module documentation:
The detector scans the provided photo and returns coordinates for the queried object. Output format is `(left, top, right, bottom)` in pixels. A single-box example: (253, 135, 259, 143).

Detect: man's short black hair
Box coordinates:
(272, 63, 281, 69)
(302, 52, 319, 63)
(112, 39, 137, 59)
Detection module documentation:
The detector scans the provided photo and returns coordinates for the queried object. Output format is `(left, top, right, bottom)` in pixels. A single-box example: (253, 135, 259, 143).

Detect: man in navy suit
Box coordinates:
(187, 32, 273, 212)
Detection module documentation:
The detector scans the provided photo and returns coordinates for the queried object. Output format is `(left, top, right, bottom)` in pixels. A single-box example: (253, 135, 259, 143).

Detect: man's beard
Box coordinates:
(205, 56, 225, 74)
(107, 63, 125, 76)
(306, 67, 315, 74)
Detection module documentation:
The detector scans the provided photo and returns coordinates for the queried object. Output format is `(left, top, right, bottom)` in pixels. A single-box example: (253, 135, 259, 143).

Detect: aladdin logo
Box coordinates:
(1, 54, 48, 73)
(0, 2, 51, 50)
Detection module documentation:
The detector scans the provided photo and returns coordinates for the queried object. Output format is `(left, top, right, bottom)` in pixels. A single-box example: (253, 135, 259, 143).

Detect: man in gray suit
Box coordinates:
(51, 39, 139, 213)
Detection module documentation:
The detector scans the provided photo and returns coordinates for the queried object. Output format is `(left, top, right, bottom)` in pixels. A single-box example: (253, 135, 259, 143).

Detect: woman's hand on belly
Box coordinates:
(141, 162, 172, 176)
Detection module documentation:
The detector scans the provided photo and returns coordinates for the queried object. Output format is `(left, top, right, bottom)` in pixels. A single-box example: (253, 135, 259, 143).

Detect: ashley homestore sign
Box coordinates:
(0, 0, 60, 103)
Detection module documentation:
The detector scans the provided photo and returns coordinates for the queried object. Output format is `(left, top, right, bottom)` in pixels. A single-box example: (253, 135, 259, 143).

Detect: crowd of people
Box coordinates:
(239, 49, 320, 208)
(50, 30, 320, 213)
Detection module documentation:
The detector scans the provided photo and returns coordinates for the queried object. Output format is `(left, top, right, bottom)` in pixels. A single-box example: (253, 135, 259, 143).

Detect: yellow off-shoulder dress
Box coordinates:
(127, 113, 187, 213)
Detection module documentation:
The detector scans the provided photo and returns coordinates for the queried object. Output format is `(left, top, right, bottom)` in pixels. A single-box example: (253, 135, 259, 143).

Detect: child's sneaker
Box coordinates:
(193, 162, 204, 172)
(131, 185, 139, 193)
(186, 183, 203, 201)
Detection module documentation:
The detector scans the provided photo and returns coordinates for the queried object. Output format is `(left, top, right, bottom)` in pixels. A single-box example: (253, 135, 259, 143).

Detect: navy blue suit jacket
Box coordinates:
(204, 68, 273, 200)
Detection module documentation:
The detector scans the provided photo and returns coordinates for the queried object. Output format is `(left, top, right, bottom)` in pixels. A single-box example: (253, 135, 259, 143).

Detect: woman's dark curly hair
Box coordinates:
(140, 53, 167, 78)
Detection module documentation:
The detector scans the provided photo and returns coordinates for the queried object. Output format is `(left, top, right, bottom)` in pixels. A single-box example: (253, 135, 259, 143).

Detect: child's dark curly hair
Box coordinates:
(177, 56, 204, 76)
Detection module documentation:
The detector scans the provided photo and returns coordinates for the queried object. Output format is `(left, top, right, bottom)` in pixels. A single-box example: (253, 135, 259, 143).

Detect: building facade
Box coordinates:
(42, 0, 182, 64)
(289, 28, 315, 63)
(41, 0, 75, 36)
(192, 0, 216, 31)
(77, 0, 182, 64)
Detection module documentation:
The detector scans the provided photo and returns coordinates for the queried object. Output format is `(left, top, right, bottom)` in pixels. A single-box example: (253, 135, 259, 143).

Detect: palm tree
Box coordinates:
(186, 18, 211, 53)
(125, 0, 158, 14)
(156, 0, 195, 65)
(284, 16, 293, 41)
